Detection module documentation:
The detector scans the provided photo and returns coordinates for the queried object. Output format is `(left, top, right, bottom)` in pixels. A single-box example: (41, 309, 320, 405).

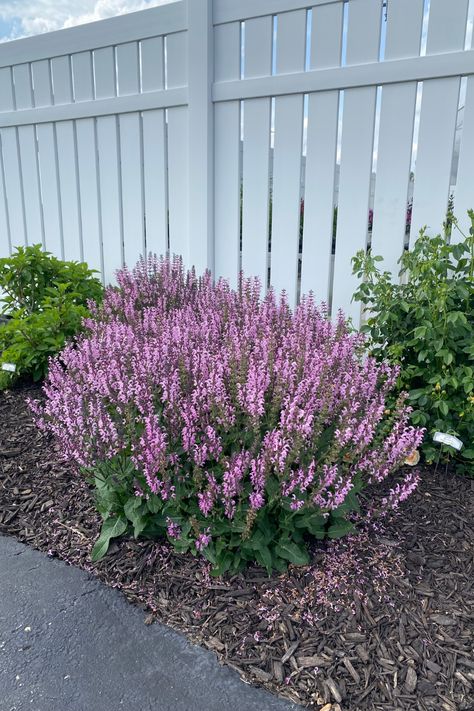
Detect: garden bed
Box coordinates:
(1, 383, 473, 711)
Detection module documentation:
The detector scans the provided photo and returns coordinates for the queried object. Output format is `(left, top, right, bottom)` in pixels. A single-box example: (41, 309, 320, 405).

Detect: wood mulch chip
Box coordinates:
(1, 383, 473, 711)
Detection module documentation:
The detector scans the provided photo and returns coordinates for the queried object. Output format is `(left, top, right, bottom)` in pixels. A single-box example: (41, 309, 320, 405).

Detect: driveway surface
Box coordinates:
(0, 535, 299, 711)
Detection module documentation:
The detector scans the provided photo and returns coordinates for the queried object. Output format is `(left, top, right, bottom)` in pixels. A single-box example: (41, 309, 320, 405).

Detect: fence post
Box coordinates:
(186, 0, 214, 275)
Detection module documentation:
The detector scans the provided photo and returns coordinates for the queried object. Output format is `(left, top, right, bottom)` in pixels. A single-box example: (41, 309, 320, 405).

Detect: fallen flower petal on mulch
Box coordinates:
(1, 384, 473, 710)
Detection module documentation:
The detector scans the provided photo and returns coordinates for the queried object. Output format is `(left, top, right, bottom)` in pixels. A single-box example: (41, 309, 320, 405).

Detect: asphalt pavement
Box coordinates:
(0, 535, 299, 711)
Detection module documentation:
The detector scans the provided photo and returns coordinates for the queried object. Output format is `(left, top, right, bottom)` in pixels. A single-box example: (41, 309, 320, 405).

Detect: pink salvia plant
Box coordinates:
(30, 255, 424, 573)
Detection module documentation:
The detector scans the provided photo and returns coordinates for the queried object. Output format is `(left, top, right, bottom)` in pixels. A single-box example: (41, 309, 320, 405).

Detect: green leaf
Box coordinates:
(123, 498, 148, 538)
(439, 401, 449, 416)
(147, 495, 162, 514)
(254, 546, 273, 575)
(413, 326, 427, 339)
(295, 511, 327, 537)
(91, 515, 127, 561)
(124, 497, 141, 520)
(327, 518, 356, 539)
(211, 551, 234, 577)
(265, 475, 280, 500)
(274, 540, 309, 566)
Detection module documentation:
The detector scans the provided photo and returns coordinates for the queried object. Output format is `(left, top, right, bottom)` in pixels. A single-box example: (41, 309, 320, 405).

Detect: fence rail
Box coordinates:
(0, 0, 472, 324)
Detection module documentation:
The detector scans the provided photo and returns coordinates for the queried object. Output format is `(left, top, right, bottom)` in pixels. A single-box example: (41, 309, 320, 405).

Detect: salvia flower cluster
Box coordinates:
(30, 256, 424, 573)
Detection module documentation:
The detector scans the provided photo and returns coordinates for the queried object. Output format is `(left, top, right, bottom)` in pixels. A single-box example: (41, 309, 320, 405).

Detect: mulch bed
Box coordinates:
(0, 384, 473, 711)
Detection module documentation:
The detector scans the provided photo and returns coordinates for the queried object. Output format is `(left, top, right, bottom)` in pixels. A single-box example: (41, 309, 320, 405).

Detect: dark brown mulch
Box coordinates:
(0, 384, 473, 711)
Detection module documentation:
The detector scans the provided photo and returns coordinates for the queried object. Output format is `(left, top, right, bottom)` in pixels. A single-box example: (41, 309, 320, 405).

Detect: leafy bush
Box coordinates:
(0, 244, 103, 387)
(352, 212, 474, 466)
(31, 256, 423, 574)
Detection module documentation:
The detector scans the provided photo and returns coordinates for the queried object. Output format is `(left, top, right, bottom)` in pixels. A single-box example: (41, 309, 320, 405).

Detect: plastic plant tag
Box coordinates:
(433, 432, 463, 451)
(1, 363, 16, 373)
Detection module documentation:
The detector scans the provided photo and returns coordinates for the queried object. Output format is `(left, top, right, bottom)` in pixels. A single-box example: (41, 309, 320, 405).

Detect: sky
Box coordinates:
(0, 0, 173, 41)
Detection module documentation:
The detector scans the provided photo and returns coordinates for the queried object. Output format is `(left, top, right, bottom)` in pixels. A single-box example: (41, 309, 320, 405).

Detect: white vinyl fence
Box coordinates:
(0, 0, 473, 323)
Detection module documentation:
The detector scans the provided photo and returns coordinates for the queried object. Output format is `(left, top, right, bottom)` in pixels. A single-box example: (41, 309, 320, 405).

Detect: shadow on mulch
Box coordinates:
(0, 383, 473, 711)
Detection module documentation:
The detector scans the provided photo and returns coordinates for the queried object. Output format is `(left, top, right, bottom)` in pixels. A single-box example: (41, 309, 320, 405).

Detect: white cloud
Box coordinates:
(0, 0, 175, 40)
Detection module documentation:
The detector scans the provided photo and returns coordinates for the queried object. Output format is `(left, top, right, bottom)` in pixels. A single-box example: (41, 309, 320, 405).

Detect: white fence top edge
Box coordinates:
(0, 1, 186, 69)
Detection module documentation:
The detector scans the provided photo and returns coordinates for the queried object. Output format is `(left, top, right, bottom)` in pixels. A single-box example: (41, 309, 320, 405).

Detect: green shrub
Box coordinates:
(0, 244, 103, 387)
(352, 211, 474, 467)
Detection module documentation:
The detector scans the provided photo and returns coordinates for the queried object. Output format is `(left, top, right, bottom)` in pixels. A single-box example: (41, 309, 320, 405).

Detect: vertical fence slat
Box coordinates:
(0, 68, 13, 257)
(97, 116, 123, 282)
(270, 10, 306, 306)
(52, 52, 82, 262)
(454, 75, 474, 238)
(51, 56, 73, 104)
(0, 127, 26, 248)
(76, 119, 102, 274)
(71, 52, 94, 102)
(187, 0, 214, 274)
(167, 106, 188, 262)
(71, 52, 102, 274)
(241, 16, 272, 289)
(4, 66, 27, 249)
(384, 0, 424, 59)
(119, 116, 143, 267)
(114, 44, 148, 264)
(36, 123, 63, 256)
(310, 1, 344, 69)
(410, 0, 469, 239)
(18, 126, 44, 247)
(425, 0, 470, 55)
(93, 47, 116, 98)
(166, 32, 187, 88)
(331, 0, 382, 323)
(31, 60, 62, 256)
(142, 110, 168, 257)
(55, 121, 82, 262)
(116, 42, 140, 96)
(94, 47, 122, 282)
(140, 37, 164, 92)
(167, 31, 188, 262)
(214, 21, 241, 288)
(301, 2, 343, 303)
(140, 35, 167, 257)
(0, 144, 10, 255)
(13, 63, 43, 249)
(370, 0, 424, 277)
(12, 64, 33, 110)
(31, 60, 53, 107)
(0, 68, 14, 112)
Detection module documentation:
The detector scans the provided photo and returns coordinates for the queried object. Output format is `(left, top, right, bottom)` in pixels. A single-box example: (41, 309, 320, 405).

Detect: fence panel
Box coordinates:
(0, 0, 471, 324)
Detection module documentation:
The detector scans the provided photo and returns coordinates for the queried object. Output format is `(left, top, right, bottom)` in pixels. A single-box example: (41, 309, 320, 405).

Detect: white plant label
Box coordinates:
(1, 363, 16, 373)
(433, 432, 463, 451)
